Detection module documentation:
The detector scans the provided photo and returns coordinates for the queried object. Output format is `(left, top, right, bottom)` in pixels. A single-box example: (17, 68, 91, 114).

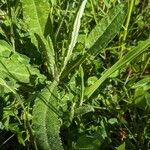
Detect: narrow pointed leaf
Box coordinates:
(85, 38, 150, 98)
(60, 3, 127, 79)
(61, 0, 87, 74)
(86, 3, 127, 55)
(35, 34, 56, 79)
(132, 76, 150, 89)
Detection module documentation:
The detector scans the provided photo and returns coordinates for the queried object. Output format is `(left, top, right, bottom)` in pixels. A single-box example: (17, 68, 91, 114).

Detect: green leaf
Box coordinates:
(0, 54, 46, 83)
(75, 105, 94, 116)
(32, 81, 63, 150)
(116, 142, 125, 150)
(0, 78, 17, 94)
(21, 0, 50, 43)
(87, 76, 98, 86)
(108, 118, 118, 125)
(0, 78, 24, 109)
(79, 65, 85, 105)
(21, 0, 56, 78)
(76, 134, 102, 150)
(60, 0, 87, 75)
(60, 3, 127, 79)
(133, 87, 147, 108)
(0, 40, 12, 57)
(145, 92, 150, 108)
(35, 34, 56, 79)
(85, 38, 150, 98)
(86, 3, 127, 56)
(132, 76, 150, 89)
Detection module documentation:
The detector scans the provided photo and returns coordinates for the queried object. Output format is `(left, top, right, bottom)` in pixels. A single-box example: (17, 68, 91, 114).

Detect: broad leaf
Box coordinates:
(76, 134, 102, 150)
(116, 142, 125, 150)
(21, 0, 50, 43)
(21, 0, 56, 78)
(32, 81, 63, 150)
(85, 38, 150, 98)
(0, 40, 12, 57)
(0, 77, 17, 94)
(0, 78, 24, 108)
(0, 54, 46, 84)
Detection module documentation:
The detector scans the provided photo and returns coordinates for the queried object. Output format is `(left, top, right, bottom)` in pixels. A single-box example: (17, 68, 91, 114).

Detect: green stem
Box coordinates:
(79, 65, 85, 106)
(141, 56, 150, 76)
(7, 0, 15, 52)
(120, 0, 135, 58)
(90, 0, 97, 24)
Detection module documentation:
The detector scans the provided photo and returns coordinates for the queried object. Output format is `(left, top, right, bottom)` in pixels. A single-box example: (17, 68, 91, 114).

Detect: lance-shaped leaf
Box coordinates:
(21, 0, 50, 42)
(60, 3, 127, 79)
(60, 0, 87, 75)
(32, 81, 63, 150)
(21, 0, 56, 78)
(85, 38, 150, 98)
(86, 3, 127, 55)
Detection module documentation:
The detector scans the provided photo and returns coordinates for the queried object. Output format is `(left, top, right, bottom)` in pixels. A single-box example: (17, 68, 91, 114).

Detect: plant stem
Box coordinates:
(24, 111, 38, 150)
(120, 0, 135, 58)
(90, 0, 97, 24)
(7, 0, 15, 52)
(79, 65, 84, 106)
(141, 56, 150, 76)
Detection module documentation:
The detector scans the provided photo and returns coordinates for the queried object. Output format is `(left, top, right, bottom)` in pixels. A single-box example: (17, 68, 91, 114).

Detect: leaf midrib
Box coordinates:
(31, 0, 43, 36)
(87, 5, 124, 52)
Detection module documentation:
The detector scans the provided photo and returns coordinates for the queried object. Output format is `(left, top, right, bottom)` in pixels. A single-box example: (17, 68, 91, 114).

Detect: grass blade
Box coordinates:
(85, 38, 150, 98)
